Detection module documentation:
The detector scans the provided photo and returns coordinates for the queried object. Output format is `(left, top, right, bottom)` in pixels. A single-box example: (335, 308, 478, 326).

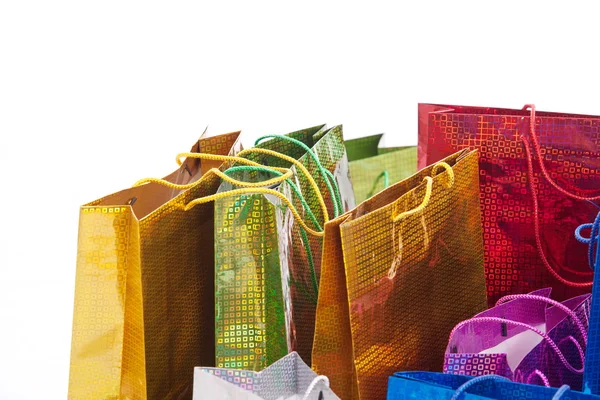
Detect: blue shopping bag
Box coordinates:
(580, 212, 600, 394)
(387, 372, 600, 399)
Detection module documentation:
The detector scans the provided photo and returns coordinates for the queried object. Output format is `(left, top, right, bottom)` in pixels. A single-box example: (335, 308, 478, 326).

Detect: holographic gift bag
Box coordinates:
(581, 212, 600, 394)
(345, 134, 417, 203)
(193, 352, 339, 400)
(419, 104, 600, 306)
(68, 131, 242, 400)
(312, 149, 488, 400)
(387, 372, 600, 400)
(444, 288, 590, 390)
(213, 125, 355, 371)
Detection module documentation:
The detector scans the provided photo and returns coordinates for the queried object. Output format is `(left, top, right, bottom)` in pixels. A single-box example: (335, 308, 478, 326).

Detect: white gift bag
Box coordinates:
(193, 352, 339, 400)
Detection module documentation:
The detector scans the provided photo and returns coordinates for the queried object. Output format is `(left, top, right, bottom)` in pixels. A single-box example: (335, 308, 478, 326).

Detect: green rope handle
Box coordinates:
(223, 165, 321, 297)
(255, 135, 344, 218)
(366, 170, 390, 199)
(223, 165, 323, 231)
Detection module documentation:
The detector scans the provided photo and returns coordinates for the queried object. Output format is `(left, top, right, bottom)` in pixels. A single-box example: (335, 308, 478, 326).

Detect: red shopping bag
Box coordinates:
(419, 104, 600, 306)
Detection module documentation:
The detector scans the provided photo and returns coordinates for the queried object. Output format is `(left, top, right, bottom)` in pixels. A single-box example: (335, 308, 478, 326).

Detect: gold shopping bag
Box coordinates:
(311, 149, 488, 400)
(68, 131, 241, 400)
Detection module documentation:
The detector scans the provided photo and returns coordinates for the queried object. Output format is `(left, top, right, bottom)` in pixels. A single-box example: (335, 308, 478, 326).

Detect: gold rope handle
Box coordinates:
(432, 162, 455, 188)
(236, 147, 330, 223)
(185, 187, 324, 237)
(175, 152, 289, 173)
(132, 166, 322, 235)
(177, 149, 330, 223)
(391, 161, 455, 222)
(393, 176, 434, 222)
(133, 168, 294, 190)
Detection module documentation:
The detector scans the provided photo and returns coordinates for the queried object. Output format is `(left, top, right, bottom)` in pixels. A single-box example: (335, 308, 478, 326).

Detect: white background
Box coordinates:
(1, 1, 599, 398)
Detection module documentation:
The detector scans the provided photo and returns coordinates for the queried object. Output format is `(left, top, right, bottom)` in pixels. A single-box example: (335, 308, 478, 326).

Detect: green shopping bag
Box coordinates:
(345, 134, 417, 203)
(212, 125, 355, 371)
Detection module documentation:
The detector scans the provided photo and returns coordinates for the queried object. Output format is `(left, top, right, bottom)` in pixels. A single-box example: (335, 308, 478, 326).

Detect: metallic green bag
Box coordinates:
(345, 134, 417, 203)
(213, 125, 355, 371)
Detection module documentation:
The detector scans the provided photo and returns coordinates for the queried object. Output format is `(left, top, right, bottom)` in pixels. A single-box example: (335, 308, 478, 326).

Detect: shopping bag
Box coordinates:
(312, 148, 488, 400)
(213, 125, 355, 370)
(68, 131, 241, 399)
(580, 212, 600, 394)
(193, 352, 339, 400)
(387, 372, 600, 399)
(444, 288, 590, 389)
(344, 134, 417, 203)
(419, 104, 600, 305)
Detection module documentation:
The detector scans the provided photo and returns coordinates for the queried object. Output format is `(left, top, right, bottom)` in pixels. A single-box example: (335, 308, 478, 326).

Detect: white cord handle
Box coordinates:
(302, 375, 329, 400)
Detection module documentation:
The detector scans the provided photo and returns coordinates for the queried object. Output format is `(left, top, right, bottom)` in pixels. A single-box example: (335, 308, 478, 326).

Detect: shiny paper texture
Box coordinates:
(312, 149, 488, 400)
(444, 288, 590, 389)
(345, 134, 417, 203)
(214, 125, 355, 371)
(194, 352, 339, 400)
(68, 131, 242, 400)
(387, 372, 600, 399)
(419, 104, 600, 305)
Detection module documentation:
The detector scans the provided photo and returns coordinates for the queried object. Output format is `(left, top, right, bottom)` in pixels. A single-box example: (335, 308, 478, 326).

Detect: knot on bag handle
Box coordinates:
(301, 375, 329, 400)
(450, 375, 511, 400)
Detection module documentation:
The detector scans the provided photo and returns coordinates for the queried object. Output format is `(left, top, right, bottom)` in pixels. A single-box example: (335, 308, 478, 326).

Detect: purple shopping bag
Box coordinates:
(443, 289, 590, 390)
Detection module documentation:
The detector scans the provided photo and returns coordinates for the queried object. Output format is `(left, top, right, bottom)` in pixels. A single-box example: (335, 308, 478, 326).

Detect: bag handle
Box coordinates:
(301, 376, 329, 400)
(387, 162, 454, 278)
(453, 375, 570, 400)
(255, 134, 344, 217)
(366, 170, 390, 199)
(450, 375, 511, 400)
(134, 161, 326, 237)
(449, 317, 585, 374)
(392, 161, 454, 222)
(526, 369, 550, 387)
(522, 104, 600, 202)
(521, 137, 593, 287)
(177, 148, 330, 224)
(495, 294, 588, 345)
(575, 211, 600, 270)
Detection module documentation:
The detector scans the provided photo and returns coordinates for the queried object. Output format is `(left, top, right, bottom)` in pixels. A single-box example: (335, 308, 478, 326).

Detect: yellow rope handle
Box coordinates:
(236, 147, 330, 223)
(176, 152, 289, 174)
(432, 162, 455, 188)
(133, 168, 294, 190)
(393, 176, 433, 222)
(392, 161, 455, 222)
(184, 187, 325, 237)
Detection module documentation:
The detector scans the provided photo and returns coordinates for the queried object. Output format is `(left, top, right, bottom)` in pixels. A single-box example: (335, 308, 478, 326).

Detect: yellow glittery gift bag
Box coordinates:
(68, 131, 241, 400)
(311, 149, 488, 400)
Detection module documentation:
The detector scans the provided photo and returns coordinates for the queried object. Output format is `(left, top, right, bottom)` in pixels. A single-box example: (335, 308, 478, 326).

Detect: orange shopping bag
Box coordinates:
(68, 131, 241, 400)
(312, 149, 488, 400)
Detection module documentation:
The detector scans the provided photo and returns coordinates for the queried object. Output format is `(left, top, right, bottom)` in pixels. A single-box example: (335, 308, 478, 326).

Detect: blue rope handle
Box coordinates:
(450, 375, 511, 400)
(574, 211, 600, 270)
(452, 376, 570, 400)
(552, 385, 571, 400)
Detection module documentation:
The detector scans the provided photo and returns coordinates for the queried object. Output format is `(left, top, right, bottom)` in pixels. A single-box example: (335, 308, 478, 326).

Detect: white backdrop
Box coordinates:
(1, 1, 599, 398)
